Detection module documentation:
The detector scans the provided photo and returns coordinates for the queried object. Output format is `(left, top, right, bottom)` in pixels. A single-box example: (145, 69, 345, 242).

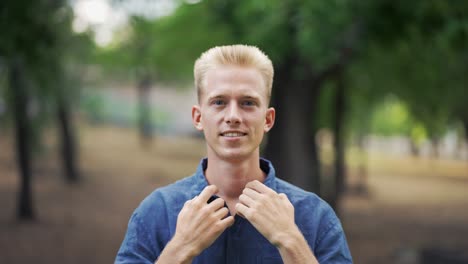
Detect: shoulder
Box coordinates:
(275, 178, 325, 208)
(134, 175, 199, 218)
(274, 179, 352, 262)
(275, 178, 340, 231)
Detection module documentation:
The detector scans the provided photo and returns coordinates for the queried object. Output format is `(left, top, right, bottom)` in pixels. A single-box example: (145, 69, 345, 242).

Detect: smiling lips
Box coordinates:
(220, 131, 247, 137)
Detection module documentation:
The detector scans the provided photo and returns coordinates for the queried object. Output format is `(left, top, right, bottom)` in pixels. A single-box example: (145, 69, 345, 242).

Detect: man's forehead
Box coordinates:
(202, 66, 267, 95)
(206, 87, 262, 98)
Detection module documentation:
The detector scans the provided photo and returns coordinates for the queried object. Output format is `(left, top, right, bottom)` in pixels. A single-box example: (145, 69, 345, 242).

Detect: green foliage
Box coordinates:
(93, 0, 468, 142)
(370, 96, 414, 136)
(296, 0, 355, 70)
(95, 2, 235, 82)
(0, 0, 92, 148)
(346, 0, 468, 140)
(147, 3, 234, 80)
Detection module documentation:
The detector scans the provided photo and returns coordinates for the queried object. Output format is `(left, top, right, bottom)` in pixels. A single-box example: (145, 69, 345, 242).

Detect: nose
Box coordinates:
(225, 103, 241, 124)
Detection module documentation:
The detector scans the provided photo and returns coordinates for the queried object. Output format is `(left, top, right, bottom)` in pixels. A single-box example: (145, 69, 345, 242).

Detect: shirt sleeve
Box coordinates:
(115, 192, 171, 264)
(314, 215, 353, 264)
(115, 212, 158, 264)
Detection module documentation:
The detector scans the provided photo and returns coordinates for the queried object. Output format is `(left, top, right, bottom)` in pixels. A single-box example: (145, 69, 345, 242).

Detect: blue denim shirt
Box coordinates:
(116, 158, 352, 263)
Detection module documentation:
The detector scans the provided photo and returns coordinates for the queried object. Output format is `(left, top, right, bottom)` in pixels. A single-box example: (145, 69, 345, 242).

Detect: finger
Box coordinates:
(219, 215, 235, 228)
(207, 197, 226, 211)
(213, 206, 230, 219)
(238, 193, 255, 207)
(197, 185, 218, 203)
(242, 187, 262, 200)
(235, 203, 251, 219)
(246, 180, 276, 195)
(279, 193, 288, 200)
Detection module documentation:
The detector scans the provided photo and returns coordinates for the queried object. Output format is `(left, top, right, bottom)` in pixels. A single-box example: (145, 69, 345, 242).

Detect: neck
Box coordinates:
(205, 155, 265, 200)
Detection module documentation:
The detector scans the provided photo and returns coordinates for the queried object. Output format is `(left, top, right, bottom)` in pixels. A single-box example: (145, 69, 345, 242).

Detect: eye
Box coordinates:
(212, 99, 226, 106)
(241, 100, 256, 107)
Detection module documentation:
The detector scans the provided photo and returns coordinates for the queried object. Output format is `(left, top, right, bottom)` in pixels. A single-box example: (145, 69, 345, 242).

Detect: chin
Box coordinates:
(218, 150, 251, 161)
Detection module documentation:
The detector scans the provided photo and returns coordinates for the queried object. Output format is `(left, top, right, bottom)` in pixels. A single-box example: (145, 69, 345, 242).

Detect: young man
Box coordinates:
(115, 45, 352, 264)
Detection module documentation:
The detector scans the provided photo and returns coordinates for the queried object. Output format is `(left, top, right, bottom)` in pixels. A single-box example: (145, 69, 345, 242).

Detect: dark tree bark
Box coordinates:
(263, 47, 352, 195)
(461, 117, 468, 162)
(137, 75, 153, 148)
(330, 68, 347, 211)
(263, 56, 321, 194)
(57, 92, 79, 183)
(462, 117, 468, 146)
(10, 58, 35, 220)
(430, 137, 440, 158)
(409, 138, 420, 156)
(354, 129, 370, 196)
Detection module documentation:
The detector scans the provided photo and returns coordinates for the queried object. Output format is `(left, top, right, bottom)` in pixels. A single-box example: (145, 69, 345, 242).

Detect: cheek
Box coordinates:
(251, 115, 267, 132)
(202, 115, 220, 131)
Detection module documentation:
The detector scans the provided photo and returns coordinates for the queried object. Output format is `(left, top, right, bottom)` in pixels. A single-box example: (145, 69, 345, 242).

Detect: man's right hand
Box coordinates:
(156, 185, 234, 264)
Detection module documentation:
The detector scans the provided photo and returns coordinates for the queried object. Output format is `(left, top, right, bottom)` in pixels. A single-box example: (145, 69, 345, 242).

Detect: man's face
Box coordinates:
(192, 65, 275, 161)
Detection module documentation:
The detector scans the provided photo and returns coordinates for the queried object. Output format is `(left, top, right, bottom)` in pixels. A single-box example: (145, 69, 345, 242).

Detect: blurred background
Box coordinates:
(1, 0, 467, 263)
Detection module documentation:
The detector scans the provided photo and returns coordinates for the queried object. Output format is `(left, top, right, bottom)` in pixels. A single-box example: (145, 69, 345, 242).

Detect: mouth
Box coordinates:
(220, 131, 247, 137)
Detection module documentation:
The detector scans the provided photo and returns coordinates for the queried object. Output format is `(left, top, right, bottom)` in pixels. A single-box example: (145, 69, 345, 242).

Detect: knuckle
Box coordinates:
(258, 194, 268, 203)
(201, 205, 212, 214)
(213, 221, 225, 232)
(239, 194, 246, 202)
(247, 211, 256, 221)
(215, 198, 225, 207)
(250, 201, 260, 210)
(192, 201, 203, 210)
(220, 207, 229, 215)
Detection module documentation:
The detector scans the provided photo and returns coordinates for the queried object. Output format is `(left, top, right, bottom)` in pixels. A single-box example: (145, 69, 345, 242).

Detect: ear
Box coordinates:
(192, 105, 203, 131)
(264, 107, 275, 132)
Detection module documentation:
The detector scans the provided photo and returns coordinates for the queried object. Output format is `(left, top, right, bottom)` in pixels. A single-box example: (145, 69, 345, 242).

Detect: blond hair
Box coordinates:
(194, 44, 274, 103)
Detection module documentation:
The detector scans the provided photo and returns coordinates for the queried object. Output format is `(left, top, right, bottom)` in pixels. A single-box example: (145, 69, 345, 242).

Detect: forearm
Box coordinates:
(155, 237, 195, 264)
(277, 227, 319, 264)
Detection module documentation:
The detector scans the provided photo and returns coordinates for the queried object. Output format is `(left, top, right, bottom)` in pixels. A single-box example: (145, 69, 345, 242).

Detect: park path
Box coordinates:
(1, 125, 467, 263)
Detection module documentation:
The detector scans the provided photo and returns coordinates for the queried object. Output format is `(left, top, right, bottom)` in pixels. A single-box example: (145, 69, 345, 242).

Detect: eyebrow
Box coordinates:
(207, 94, 262, 102)
(241, 95, 261, 102)
(207, 94, 227, 101)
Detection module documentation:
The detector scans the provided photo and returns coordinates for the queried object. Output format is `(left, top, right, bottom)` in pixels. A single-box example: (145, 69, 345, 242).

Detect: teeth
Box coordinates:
(223, 132, 244, 137)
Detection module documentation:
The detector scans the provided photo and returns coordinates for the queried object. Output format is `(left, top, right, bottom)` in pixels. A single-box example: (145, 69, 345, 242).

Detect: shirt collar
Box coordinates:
(194, 157, 277, 192)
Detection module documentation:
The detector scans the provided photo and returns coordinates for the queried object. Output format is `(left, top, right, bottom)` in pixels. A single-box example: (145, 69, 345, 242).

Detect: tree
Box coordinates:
(0, 0, 81, 219)
(203, 0, 359, 195)
(107, 0, 468, 205)
(357, 0, 468, 156)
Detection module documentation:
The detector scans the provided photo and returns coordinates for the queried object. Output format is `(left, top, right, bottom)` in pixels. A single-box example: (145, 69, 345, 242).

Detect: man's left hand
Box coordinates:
(235, 180, 300, 246)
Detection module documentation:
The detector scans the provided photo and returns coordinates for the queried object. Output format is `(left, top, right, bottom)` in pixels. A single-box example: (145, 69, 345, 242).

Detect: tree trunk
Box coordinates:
(409, 138, 420, 157)
(10, 58, 35, 220)
(462, 117, 468, 163)
(462, 117, 468, 142)
(57, 93, 79, 183)
(331, 69, 347, 210)
(263, 60, 321, 194)
(430, 137, 440, 158)
(355, 132, 369, 195)
(462, 118, 468, 148)
(137, 76, 153, 148)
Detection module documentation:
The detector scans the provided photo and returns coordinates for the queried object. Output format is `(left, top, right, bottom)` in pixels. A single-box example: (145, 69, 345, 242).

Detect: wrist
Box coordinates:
(158, 235, 196, 264)
(274, 226, 304, 250)
(275, 227, 319, 264)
